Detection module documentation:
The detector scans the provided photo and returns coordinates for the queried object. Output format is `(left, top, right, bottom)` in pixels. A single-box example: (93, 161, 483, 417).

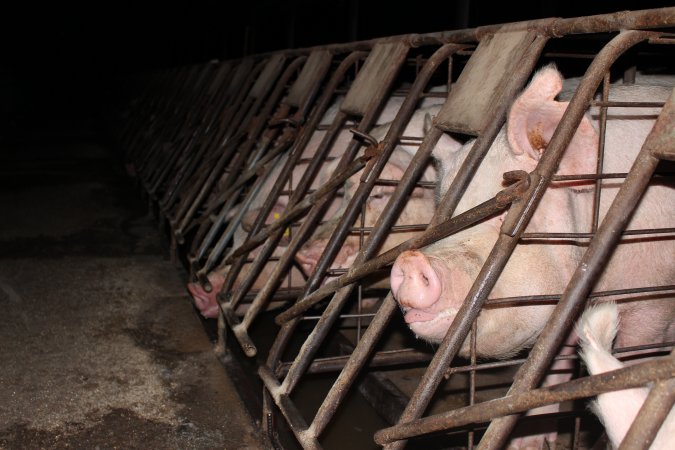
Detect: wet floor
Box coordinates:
(0, 127, 267, 449)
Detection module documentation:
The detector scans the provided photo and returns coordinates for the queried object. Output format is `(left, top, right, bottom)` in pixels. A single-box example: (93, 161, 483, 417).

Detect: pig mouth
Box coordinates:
(403, 307, 458, 325)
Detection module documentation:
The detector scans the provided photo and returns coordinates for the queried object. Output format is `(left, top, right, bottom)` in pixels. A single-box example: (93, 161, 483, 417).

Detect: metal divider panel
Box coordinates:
(249, 54, 287, 99)
(340, 42, 410, 116)
(286, 50, 333, 108)
(435, 30, 539, 135)
(226, 59, 255, 97)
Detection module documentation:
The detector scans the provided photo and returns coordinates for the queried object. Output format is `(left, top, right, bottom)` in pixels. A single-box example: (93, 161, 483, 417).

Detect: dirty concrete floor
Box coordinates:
(0, 130, 267, 449)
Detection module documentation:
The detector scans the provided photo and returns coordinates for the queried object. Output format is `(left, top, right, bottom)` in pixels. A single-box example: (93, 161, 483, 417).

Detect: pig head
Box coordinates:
(294, 104, 462, 286)
(391, 66, 675, 358)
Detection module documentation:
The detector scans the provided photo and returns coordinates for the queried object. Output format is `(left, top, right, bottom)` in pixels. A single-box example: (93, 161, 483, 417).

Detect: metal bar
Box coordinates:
(275, 173, 529, 324)
(374, 353, 675, 445)
(258, 365, 320, 450)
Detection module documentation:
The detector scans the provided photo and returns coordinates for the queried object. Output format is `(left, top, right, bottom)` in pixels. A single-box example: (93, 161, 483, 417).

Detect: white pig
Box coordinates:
(186, 88, 447, 317)
(577, 302, 674, 449)
(294, 103, 461, 283)
(391, 66, 674, 356)
(390, 65, 674, 449)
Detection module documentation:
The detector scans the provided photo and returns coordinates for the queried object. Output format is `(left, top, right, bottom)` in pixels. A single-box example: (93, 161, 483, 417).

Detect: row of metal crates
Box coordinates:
(117, 7, 675, 450)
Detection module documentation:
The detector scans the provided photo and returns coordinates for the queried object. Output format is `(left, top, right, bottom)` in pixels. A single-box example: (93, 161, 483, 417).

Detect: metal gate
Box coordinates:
(118, 7, 675, 450)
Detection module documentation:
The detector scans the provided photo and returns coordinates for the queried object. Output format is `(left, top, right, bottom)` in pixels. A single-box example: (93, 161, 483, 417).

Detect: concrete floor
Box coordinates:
(0, 129, 267, 449)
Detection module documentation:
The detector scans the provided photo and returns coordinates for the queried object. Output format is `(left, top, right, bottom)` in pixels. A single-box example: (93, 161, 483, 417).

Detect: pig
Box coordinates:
(577, 302, 674, 450)
(294, 102, 461, 285)
(391, 66, 674, 355)
(186, 156, 306, 318)
(186, 87, 448, 318)
(390, 66, 674, 448)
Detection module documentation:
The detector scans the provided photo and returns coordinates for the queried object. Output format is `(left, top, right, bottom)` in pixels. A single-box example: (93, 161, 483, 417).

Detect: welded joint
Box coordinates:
(495, 170, 531, 208)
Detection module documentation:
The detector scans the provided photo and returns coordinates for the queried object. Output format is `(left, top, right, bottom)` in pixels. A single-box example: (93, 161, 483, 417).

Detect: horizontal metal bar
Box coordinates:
(374, 352, 675, 445)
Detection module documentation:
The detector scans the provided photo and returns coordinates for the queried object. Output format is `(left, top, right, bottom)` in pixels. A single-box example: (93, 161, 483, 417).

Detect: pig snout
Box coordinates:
(295, 238, 358, 277)
(391, 250, 442, 319)
(186, 272, 225, 318)
(294, 240, 325, 276)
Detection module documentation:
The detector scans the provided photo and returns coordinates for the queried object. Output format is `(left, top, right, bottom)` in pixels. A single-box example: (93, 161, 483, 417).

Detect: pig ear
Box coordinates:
(507, 67, 598, 175)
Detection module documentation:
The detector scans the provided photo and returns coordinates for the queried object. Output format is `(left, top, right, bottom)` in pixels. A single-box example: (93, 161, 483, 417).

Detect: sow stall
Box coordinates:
(118, 7, 675, 450)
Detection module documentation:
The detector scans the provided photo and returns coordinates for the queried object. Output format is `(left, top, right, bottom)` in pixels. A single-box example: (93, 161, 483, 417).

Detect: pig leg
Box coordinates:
(577, 303, 674, 450)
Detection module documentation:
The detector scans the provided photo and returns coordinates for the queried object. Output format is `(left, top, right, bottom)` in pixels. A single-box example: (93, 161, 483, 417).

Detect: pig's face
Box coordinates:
(294, 105, 459, 284)
(391, 66, 606, 354)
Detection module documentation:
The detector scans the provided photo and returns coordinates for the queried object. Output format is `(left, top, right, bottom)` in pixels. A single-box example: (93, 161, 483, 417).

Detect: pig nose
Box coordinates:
(390, 250, 442, 309)
(295, 246, 320, 276)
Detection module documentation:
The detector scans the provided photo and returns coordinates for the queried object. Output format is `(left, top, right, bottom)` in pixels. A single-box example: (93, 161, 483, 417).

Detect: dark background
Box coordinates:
(1, 1, 673, 133)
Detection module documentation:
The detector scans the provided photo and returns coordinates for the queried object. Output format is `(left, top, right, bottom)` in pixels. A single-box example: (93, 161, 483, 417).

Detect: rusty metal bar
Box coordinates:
(478, 30, 666, 450)
(173, 56, 300, 238)
(258, 365, 320, 450)
(192, 53, 364, 275)
(223, 8, 675, 59)
(277, 44, 461, 398)
(275, 172, 530, 324)
(275, 348, 432, 376)
(224, 152, 372, 262)
(224, 43, 414, 355)
(374, 353, 675, 445)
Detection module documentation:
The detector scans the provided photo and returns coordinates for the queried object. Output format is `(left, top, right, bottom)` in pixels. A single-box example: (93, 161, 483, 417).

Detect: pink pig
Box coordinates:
(390, 66, 673, 449)
(186, 89, 444, 318)
(577, 302, 674, 450)
(391, 66, 674, 357)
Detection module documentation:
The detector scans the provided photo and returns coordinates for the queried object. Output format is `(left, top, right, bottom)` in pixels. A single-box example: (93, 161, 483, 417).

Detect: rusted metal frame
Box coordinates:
(178, 112, 299, 241)
(200, 109, 351, 293)
(378, 35, 552, 450)
(266, 41, 416, 386)
(191, 50, 362, 300)
(258, 365, 321, 450)
(274, 173, 529, 324)
(173, 57, 306, 240)
(184, 127, 297, 260)
(158, 59, 263, 204)
(224, 152, 371, 262)
(189, 163, 276, 278)
(261, 47, 424, 443)
(221, 134, 381, 356)
(477, 30, 664, 450)
(484, 284, 675, 308)
(619, 377, 675, 450)
(230, 8, 675, 61)
(275, 348, 432, 377)
(154, 64, 241, 208)
(164, 61, 271, 215)
(280, 43, 463, 332)
(373, 352, 675, 445)
(134, 66, 201, 178)
(157, 79, 263, 215)
(592, 73, 611, 232)
(140, 63, 216, 187)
